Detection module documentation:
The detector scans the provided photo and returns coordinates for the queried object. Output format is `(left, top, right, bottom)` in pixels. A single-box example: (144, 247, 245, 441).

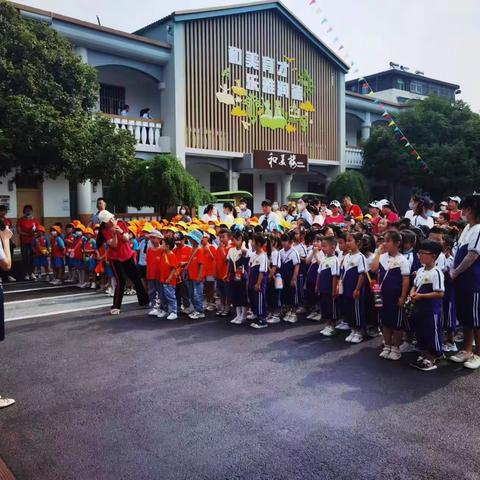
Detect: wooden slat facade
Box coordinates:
(184, 10, 339, 162)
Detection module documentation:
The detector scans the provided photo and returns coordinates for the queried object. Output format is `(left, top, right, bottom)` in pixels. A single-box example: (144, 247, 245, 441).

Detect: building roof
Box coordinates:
(11, 1, 171, 50)
(346, 68, 459, 90)
(134, 1, 349, 72)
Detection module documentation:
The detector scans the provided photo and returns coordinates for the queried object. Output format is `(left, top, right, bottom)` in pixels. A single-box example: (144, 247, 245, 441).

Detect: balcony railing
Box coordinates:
(106, 114, 169, 153)
(345, 146, 364, 169)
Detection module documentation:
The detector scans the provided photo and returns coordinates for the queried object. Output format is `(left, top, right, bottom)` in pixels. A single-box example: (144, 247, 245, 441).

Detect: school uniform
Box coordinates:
(248, 251, 268, 318)
(364, 254, 377, 327)
(412, 266, 445, 355)
(215, 244, 231, 300)
(50, 236, 65, 268)
(341, 252, 367, 329)
(294, 242, 308, 306)
(403, 249, 422, 332)
(279, 247, 300, 307)
(159, 250, 179, 314)
(304, 250, 324, 307)
(32, 236, 49, 268)
(453, 223, 480, 329)
(317, 255, 340, 320)
(227, 248, 249, 307)
(266, 250, 281, 312)
(442, 255, 457, 333)
(70, 235, 85, 269)
(378, 253, 410, 330)
(84, 238, 97, 272)
(137, 237, 151, 278)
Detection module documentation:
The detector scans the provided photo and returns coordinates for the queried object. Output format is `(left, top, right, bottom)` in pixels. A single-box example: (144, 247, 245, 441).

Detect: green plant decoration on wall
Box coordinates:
(298, 70, 314, 97)
(242, 94, 262, 125)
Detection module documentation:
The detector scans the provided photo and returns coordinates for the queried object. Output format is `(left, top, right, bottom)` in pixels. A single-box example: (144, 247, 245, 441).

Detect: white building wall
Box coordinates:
(42, 176, 70, 218)
(0, 172, 17, 219)
(372, 88, 425, 104)
(187, 163, 211, 191)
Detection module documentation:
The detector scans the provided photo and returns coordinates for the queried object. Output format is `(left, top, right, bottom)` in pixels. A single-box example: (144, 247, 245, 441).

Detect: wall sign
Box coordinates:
(216, 46, 315, 134)
(253, 150, 308, 171)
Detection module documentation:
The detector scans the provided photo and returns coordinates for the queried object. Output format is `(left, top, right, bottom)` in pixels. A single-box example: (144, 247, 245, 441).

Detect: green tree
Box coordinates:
(108, 155, 213, 216)
(0, 1, 136, 181)
(362, 96, 480, 199)
(327, 170, 369, 206)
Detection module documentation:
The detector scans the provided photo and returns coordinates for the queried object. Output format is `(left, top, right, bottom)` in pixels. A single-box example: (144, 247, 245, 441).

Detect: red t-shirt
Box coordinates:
(146, 247, 163, 281)
(324, 214, 345, 225)
(187, 248, 205, 281)
(17, 217, 40, 244)
(449, 210, 462, 222)
(371, 216, 381, 234)
(203, 244, 217, 277)
(385, 211, 399, 224)
(216, 244, 231, 280)
(103, 221, 133, 262)
(345, 204, 363, 219)
(159, 251, 179, 286)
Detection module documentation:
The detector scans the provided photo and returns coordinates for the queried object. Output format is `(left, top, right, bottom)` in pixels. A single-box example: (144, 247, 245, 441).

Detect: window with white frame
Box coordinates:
(410, 80, 425, 95)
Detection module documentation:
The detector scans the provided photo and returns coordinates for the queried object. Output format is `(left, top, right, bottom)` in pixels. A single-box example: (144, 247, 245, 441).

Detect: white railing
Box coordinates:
(345, 146, 364, 169)
(107, 114, 164, 153)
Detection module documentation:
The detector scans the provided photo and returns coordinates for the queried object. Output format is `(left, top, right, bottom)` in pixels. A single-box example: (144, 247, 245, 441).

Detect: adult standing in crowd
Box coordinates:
(96, 211, 149, 315)
(0, 224, 15, 408)
(404, 194, 420, 220)
(343, 196, 363, 222)
(448, 196, 462, 222)
(202, 205, 217, 223)
(450, 194, 480, 369)
(16, 205, 39, 280)
(411, 198, 434, 228)
(177, 205, 192, 223)
(90, 197, 107, 227)
(324, 201, 344, 225)
(297, 197, 313, 225)
(381, 201, 399, 224)
(258, 200, 280, 231)
(0, 205, 15, 282)
(238, 199, 252, 219)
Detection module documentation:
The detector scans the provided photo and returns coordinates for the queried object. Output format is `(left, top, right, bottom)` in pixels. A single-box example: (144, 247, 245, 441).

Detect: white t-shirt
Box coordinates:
(412, 215, 434, 228)
(318, 255, 340, 275)
(379, 253, 411, 275)
(342, 252, 367, 275)
(269, 250, 281, 269)
(249, 251, 268, 273)
(279, 248, 300, 266)
(404, 210, 415, 220)
(414, 267, 445, 292)
(202, 213, 217, 223)
(459, 223, 480, 254)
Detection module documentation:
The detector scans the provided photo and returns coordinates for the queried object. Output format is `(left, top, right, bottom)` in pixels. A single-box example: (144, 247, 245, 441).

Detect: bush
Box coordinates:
(327, 170, 369, 206)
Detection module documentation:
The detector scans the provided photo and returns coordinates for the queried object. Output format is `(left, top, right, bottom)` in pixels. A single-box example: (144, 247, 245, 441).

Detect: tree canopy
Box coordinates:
(107, 155, 214, 216)
(327, 170, 369, 206)
(362, 96, 480, 199)
(0, 1, 136, 182)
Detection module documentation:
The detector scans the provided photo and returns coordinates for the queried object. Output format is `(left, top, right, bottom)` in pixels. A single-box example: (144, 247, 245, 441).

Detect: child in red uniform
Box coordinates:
(64, 223, 75, 283)
(202, 231, 217, 312)
(158, 237, 179, 320)
(84, 228, 97, 289)
(49, 225, 65, 284)
(146, 230, 164, 316)
(186, 230, 206, 319)
(173, 232, 193, 314)
(215, 228, 231, 317)
(32, 225, 49, 280)
(70, 226, 86, 288)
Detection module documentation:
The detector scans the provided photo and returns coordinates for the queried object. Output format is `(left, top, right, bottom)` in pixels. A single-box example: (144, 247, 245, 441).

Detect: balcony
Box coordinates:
(107, 114, 170, 154)
(345, 146, 364, 169)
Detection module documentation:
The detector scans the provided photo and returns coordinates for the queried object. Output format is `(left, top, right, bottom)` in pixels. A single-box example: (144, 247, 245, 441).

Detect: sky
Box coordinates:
(16, 0, 480, 112)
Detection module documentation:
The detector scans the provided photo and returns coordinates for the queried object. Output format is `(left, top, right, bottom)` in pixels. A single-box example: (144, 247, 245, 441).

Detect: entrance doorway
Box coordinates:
(265, 183, 277, 203)
(16, 175, 44, 220)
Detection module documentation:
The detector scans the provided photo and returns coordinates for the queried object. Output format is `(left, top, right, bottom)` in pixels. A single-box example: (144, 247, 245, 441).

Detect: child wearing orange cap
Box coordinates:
(64, 223, 76, 283)
(32, 225, 49, 280)
(202, 232, 217, 311)
(49, 226, 65, 285)
(70, 226, 86, 288)
(84, 228, 97, 289)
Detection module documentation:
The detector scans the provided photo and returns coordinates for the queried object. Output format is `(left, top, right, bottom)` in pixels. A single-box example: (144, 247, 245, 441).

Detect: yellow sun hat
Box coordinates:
(141, 223, 154, 233)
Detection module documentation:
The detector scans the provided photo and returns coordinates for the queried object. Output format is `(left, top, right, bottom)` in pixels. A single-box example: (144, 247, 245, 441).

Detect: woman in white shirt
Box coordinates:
(201, 205, 217, 223)
(411, 200, 434, 229)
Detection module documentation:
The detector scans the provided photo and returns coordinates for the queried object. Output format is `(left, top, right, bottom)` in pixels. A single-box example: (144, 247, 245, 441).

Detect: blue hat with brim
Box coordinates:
(187, 229, 203, 245)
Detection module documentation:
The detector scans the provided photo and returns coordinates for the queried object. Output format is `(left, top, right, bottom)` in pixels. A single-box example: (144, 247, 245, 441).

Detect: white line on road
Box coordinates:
(5, 291, 97, 305)
(5, 298, 138, 322)
(4, 285, 77, 295)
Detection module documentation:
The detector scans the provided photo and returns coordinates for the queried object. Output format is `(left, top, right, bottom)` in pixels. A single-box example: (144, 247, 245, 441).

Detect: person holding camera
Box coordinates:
(0, 225, 15, 408)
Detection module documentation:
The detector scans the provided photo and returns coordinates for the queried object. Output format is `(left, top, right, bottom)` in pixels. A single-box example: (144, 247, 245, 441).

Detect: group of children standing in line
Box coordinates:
(32, 196, 476, 373)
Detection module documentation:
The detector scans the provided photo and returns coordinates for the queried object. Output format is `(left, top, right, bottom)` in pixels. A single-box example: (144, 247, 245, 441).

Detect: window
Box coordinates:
(210, 172, 228, 192)
(99, 83, 126, 115)
(410, 80, 425, 95)
(396, 78, 406, 90)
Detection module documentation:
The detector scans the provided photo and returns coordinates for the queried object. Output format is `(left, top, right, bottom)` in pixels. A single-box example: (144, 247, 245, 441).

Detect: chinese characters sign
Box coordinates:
(253, 150, 308, 171)
(216, 46, 315, 134)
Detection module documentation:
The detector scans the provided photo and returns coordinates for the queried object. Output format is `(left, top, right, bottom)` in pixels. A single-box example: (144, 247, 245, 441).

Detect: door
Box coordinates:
(16, 175, 44, 221)
(265, 183, 277, 203)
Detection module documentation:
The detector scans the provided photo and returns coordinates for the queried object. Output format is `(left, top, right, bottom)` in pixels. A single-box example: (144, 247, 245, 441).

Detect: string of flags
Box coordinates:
(306, 0, 430, 173)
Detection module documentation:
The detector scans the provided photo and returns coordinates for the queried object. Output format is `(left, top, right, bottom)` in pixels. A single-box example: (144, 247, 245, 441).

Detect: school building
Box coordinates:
(1, 1, 458, 222)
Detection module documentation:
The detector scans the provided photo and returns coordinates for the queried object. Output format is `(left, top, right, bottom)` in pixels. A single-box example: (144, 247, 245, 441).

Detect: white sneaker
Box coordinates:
(388, 347, 402, 361)
(400, 342, 416, 353)
(464, 354, 480, 369)
(267, 315, 281, 324)
(157, 310, 167, 319)
(110, 308, 121, 315)
(6, 276, 16, 282)
(321, 326, 335, 337)
(345, 332, 355, 343)
(284, 313, 298, 323)
(90, 282, 96, 289)
(189, 311, 205, 319)
(311, 313, 323, 321)
(0, 397, 15, 409)
(450, 350, 473, 363)
(246, 313, 257, 320)
(296, 306, 307, 315)
(335, 320, 350, 331)
(306, 311, 317, 320)
(442, 342, 458, 353)
(166, 312, 178, 320)
(350, 333, 364, 344)
(30, 273, 37, 280)
(206, 304, 216, 312)
(148, 308, 158, 316)
(379, 346, 391, 358)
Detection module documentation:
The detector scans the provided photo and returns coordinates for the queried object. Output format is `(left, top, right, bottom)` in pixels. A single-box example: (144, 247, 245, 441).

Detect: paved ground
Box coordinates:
(1, 301, 480, 480)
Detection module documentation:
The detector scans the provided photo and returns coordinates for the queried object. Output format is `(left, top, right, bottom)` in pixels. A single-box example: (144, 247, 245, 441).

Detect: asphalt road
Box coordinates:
(1, 306, 480, 480)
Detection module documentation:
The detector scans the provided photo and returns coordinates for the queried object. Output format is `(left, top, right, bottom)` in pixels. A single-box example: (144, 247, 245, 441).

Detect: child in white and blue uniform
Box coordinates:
(341, 232, 367, 343)
(409, 240, 445, 371)
(247, 234, 269, 329)
(279, 233, 300, 324)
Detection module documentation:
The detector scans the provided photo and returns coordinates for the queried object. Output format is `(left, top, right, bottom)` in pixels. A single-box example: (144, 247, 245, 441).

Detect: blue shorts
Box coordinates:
(412, 308, 443, 355)
(33, 256, 48, 267)
(455, 290, 480, 329)
(51, 257, 64, 268)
